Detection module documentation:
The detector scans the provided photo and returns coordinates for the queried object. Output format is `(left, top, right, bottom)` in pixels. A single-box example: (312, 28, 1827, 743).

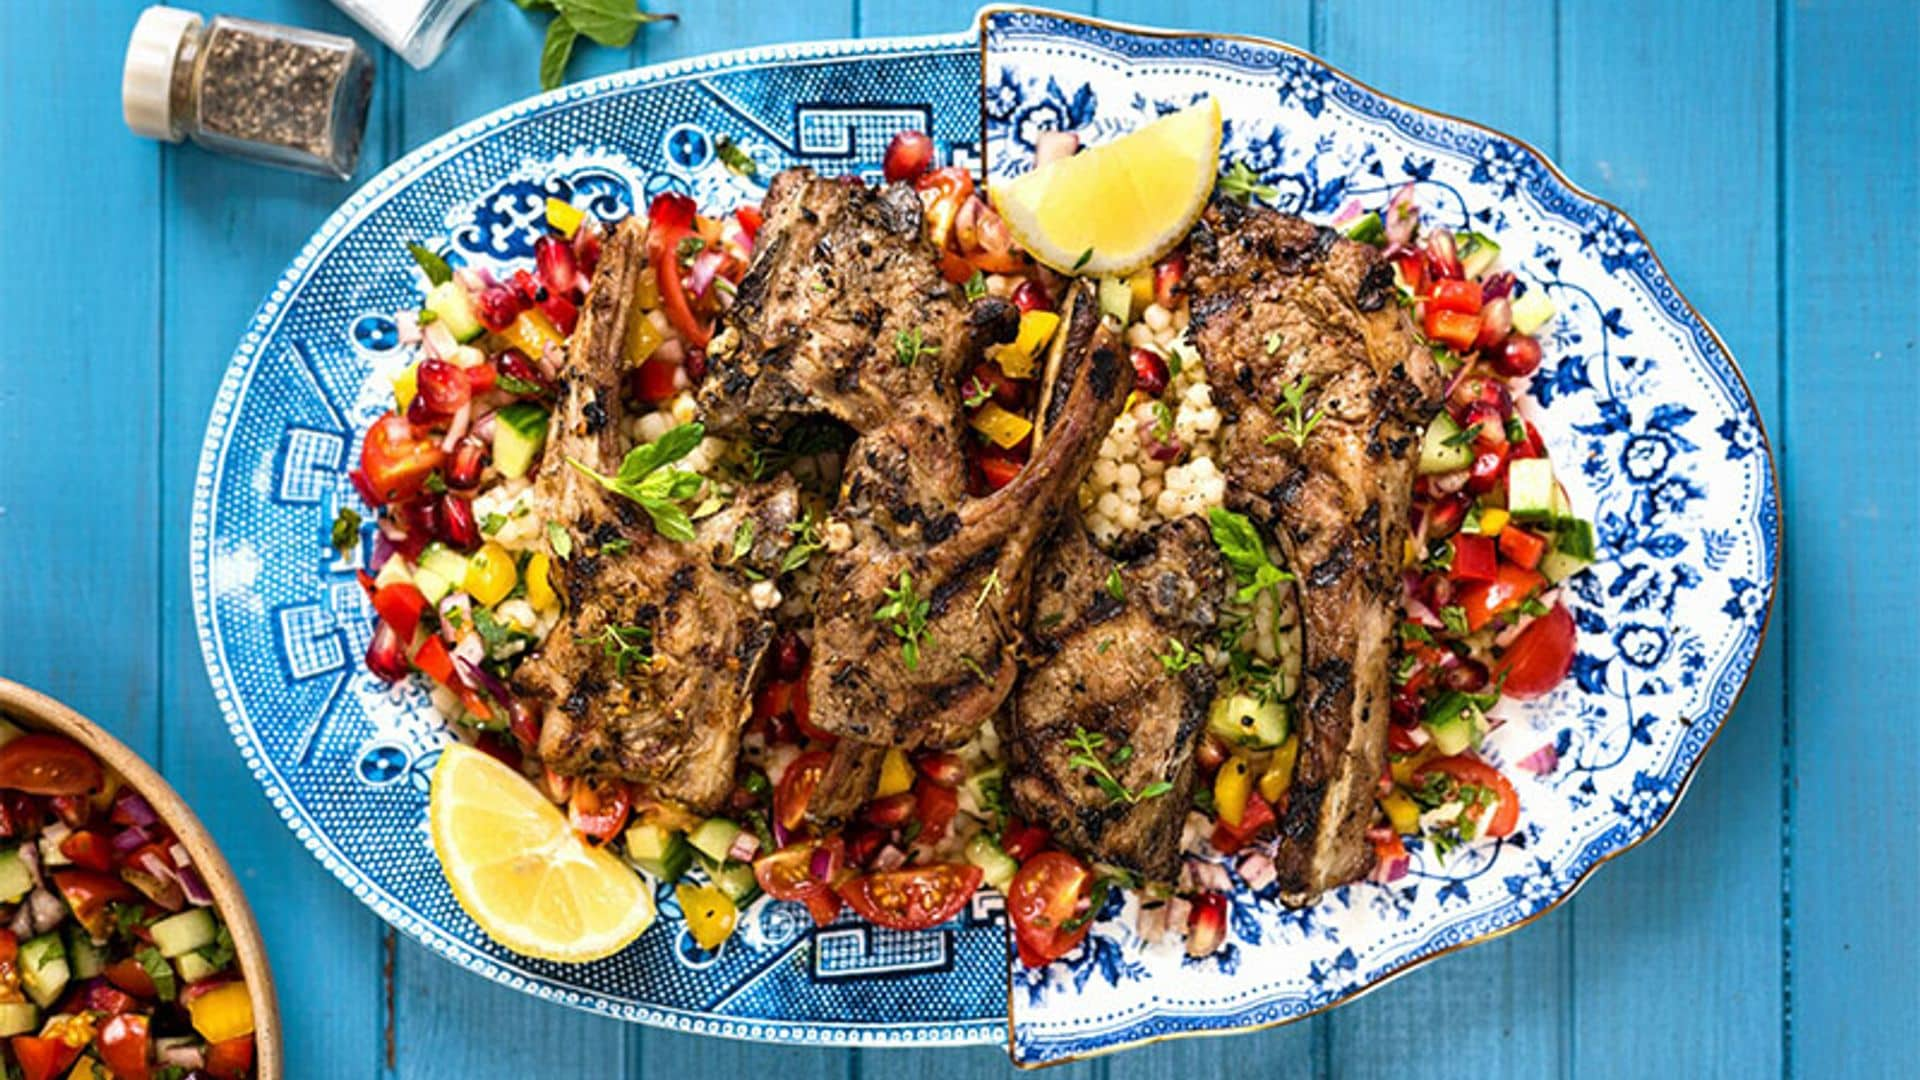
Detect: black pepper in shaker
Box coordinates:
(122, 5, 374, 180)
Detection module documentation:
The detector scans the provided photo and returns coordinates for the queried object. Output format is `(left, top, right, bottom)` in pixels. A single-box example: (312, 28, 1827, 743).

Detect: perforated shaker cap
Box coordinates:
(123, 6, 202, 142)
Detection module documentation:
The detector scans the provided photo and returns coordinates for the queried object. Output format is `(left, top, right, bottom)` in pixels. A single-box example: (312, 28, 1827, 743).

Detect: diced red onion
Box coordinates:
(437, 593, 472, 643)
(369, 533, 397, 570)
(726, 831, 761, 864)
(39, 822, 71, 853)
(176, 862, 214, 907)
(421, 319, 458, 362)
(450, 634, 486, 672)
(953, 196, 981, 251)
(440, 403, 472, 452)
(1183, 857, 1231, 893)
(1237, 851, 1277, 892)
(16, 843, 40, 889)
(455, 657, 513, 706)
(1331, 198, 1362, 227)
(112, 826, 154, 858)
(1441, 356, 1481, 403)
(539, 342, 564, 379)
(1518, 744, 1560, 776)
(1481, 271, 1516, 301)
(1370, 853, 1410, 884)
(7, 906, 32, 939)
(469, 409, 498, 444)
(454, 268, 487, 295)
(1136, 901, 1170, 944)
(807, 844, 835, 882)
(155, 1039, 206, 1070)
(871, 845, 907, 872)
(1034, 130, 1080, 167)
(772, 817, 793, 850)
(1429, 469, 1470, 497)
(652, 337, 687, 370)
(27, 886, 67, 932)
(128, 849, 184, 911)
(396, 310, 422, 347)
(1165, 896, 1191, 934)
(686, 250, 725, 298)
(1384, 184, 1418, 247)
(1402, 590, 1443, 629)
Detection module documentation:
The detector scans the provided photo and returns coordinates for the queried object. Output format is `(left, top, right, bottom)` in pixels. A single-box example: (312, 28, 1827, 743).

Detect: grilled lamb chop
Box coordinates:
(804, 284, 1132, 819)
(513, 217, 799, 813)
(1002, 516, 1226, 882)
(1184, 199, 1443, 902)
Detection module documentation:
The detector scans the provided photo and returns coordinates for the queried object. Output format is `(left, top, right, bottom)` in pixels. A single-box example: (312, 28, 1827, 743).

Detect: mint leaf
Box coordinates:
(568, 423, 706, 543)
(553, 0, 675, 48)
(539, 16, 577, 91)
(406, 242, 452, 286)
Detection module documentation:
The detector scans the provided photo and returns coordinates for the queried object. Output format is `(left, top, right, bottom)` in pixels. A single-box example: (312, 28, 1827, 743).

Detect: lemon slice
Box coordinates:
(991, 98, 1222, 277)
(429, 744, 655, 962)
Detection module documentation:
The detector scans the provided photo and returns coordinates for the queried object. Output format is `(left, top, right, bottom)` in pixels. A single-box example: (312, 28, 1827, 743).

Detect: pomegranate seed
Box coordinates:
(684, 348, 708, 383)
(1474, 296, 1513, 350)
(539, 291, 579, 336)
(439, 493, 480, 550)
(1130, 348, 1170, 397)
(366, 622, 410, 682)
(536, 234, 580, 296)
(1441, 658, 1490, 693)
(510, 268, 542, 307)
(1153, 253, 1186, 309)
(1195, 733, 1228, 773)
(882, 130, 935, 183)
(1480, 271, 1516, 301)
(495, 349, 550, 396)
(1427, 493, 1470, 538)
(1390, 691, 1422, 728)
(416, 358, 471, 414)
(771, 632, 809, 681)
(508, 698, 542, 751)
(571, 225, 601, 278)
(447, 436, 489, 490)
(916, 752, 966, 788)
(1466, 447, 1509, 495)
(1010, 278, 1052, 313)
(404, 395, 440, 425)
(1388, 721, 1422, 752)
(863, 793, 917, 828)
(1423, 231, 1461, 280)
(1187, 892, 1228, 957)
(1449, 376, 1513, 424)
(1462, 403, 1509, 450)
(845, 824, 886, 867)
(1494, 334, 1543, 378)
(473, 282, 522, 332)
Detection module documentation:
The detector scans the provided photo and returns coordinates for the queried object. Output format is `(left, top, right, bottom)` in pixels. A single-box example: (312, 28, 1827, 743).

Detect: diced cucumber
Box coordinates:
(1540, 549, 1591, 584)
(1511, 290, 1556, 335)
(175, 948, 222, 985)
(1550, 481, 1574, 524)
(624, 823, 693, 883)
(150, 909, 217, 959)
(0, 848, 33, 905)
(960, 763, 1005, 819)
(1542, 518, 1597, 583)
(19, 933, 68, 1008)
(1456, 232, 1501, 279)
(1096, 276, 1132, 325)
(64, 927, 104, 980)
(1206, 693, 1289, 750)
(697, 854, 760, 906)
(1421, 693, 1484, 757)
(1342, 211, 1385, 245)
(412, 566, 453, 606)
(0, 718, 25, 750)
(964, 834, 1019, 892)
(417, 543, 471, 591)
(425, 280, 484, 343)
(0, 1002, 37, 1038)
(371, 552, 414, 592)
(1507, 457, 1557, 522)
(37, 830, 70, 870)
(686, 818, 742, 865)
(492, 403, 550, 481)
(1419, 413, 1475, 475)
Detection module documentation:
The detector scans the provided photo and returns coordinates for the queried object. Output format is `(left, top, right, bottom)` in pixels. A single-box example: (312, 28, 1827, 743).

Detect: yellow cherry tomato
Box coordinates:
(187, 982, 256, 1043)
(676, 884, 738, 950)
(525, 552, 558, 613)
(463, 542, 518, 607)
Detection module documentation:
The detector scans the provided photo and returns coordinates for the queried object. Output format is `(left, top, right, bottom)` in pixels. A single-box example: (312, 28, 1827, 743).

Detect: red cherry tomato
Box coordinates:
(52, 870, 136, 939)
(1415, 754, 1520, 838)
(1457, 563, 1546, 632)
(646, 193, 712, 349)
(96, 1013, 152, 1080)
(1006, 851, 1093, 967)
(103, 956, 159, 999)
(635, 355, 681, 404)
(753, 837, 845, 926)
(1210, 790, 1276, 854)
(775, 751, 831, 834)
(567, 777, 632, 845)
(358, 412, 446, 506)
(1493, 602, 1577, 698)
(0, 735, 102, 796)
(9, 1036, 80, 1080)
(882, 130, 935, 183)
(835, 862, 983, 931)
(914, 780, 959, 843)
(205, 1035, 257, 1080)
(1429, 278, 1483, 315)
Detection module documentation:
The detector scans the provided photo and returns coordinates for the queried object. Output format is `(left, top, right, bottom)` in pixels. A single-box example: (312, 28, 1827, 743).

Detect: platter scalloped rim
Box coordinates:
(189, 5, 1778, 1063)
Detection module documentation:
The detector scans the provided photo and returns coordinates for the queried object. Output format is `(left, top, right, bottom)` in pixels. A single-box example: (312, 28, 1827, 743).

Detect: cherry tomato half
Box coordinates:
(205, 1035, 257, 1080)
(835, 862, 983, 931)
(98, 1012, 152, 1080)
(358, 412, 446, 506)
(567, 777, 632, 845)
(914, 780, 959, 844)
(0, 735, 102, 796)
(753, 837, 845, 926)
(52, 869, 136, 939)
(9, 1036, 80, 1080)
(1492, 602, 1577, 698)
(1457, 563, 1546, 632)
(103, 956, 159, 999)
(1006, 851, 1094, 968)
(1415, 754, 1521, 838)
(775, 751, 831, 834)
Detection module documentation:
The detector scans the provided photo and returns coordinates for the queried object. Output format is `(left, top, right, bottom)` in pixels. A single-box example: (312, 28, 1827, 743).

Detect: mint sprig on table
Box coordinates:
(512, 0, 678, 91)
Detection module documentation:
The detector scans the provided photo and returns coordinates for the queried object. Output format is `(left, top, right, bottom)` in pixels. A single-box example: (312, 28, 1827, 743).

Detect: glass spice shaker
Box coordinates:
(121, 6, 375, 180)
(329, 0, 483, 70)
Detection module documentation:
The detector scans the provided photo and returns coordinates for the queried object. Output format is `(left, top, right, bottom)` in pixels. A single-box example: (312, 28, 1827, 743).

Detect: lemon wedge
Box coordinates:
(429, 743, 655, 962)
(991, 98, 1222, 277)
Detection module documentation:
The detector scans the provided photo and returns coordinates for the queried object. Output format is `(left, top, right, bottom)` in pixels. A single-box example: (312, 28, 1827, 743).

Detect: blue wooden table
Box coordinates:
(1, 1, 1912, 1075)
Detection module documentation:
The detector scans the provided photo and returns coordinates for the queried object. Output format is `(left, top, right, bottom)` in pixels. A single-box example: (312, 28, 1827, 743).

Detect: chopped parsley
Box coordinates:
(479, 511, 509, 536)
(1072, 247, 1093, 271)
(959, 654, 990, 683)
(1263, 331, 1284, 356)
(781, 507, 826, 573)
(136, 946, 176, 1001)
(894, 327, 937, 368)
(1207, 507, 1294, 604)
(1218, 161, 1278, 204)
(1157, 638, 1201, 673)
(495, 373, 550, 398)
(1263, 375, 1325, 449)
(1065, 726, 1173, 805)
(474, 607, 533, 658)
(962, 374, 994, 409)
(974, 567, 1004, 613)
(731, 519, 755, 562)
(963, 269, 988, 301)
(546, 521, 573, 558)
(1439, 605, 1471, 636)
(676, 235, 706, 264)
(713, 134, 757, 178)
(1105, 566, 1126, 602)
(330, 506, 362, 554)
(567, 422, 706, 542)
(600, 537, 633, 556)
(1151, 400, 1175, 441)
(874, 570, 932, 670)
(1442, 422, 1483, 449)
(422, 472, 448, 495)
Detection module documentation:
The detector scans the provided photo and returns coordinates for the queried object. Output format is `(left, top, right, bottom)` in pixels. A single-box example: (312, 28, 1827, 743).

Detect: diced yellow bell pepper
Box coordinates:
(1477, 507, 1510, 537)
(187, 981, 256, 1043)
(875, 749, 915, 798)
(625, 310, 664, 366)
(545, 197, 585, 237)
(464, 542, 518, 607)
(526, 552, 558, 613)
(1381, 791, 1421, 835)
(393, 361, 420, 414)
(66, 1058, 107, 1080)
(1012, 310, 1061, 357)
(635, 266, 661, 311)
(1389, 745, 1438, 787)
(969, 402, 1035, 449)
(1214, 754, 1253, 827)
(676, 883, 738, 950)
(1127, 267, 1154, 316)
(499, 308, 564, 360)
(1258, 736, 1299, 804)
(44, 1012, 95, 1048)
(991, 344, 1036, 379)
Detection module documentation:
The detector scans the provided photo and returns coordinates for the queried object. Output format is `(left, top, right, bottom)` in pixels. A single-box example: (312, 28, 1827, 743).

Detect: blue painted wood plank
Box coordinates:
(1784, 3, 1918, 1076)
(0, 1, 162, 757)
(150, 1, 396, 1074)
(1310, 6, 1570, 1075)
(1556, 2, 1787, 1076)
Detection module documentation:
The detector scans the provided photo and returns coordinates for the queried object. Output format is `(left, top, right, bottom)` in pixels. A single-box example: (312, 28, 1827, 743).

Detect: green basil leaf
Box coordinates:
(406, 242, 452, 286)
(539, 15, 578, 90)
(554, 0, 672, 48)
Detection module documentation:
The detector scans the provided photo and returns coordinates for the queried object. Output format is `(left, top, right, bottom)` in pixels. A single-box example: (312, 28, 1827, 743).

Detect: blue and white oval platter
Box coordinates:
(190, 6, 1779, 1065)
